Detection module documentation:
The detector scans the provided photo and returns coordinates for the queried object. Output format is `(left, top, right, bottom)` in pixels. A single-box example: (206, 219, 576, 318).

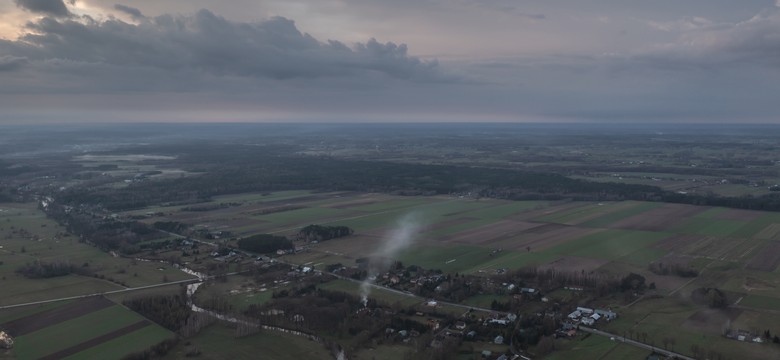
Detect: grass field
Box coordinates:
(0, 203, 196, 306)
(3, 297, 174, 360)
(163, 324, 332, 360)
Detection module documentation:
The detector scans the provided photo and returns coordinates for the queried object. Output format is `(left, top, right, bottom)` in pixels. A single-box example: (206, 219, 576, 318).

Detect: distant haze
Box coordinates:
(1, 0, 780, 123)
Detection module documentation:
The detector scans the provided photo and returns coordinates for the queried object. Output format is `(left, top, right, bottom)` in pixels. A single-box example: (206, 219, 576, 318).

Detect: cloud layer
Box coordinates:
(1, 1, 780, 123)
(14, 0, 72, 17)
(1, 9, 441, 81)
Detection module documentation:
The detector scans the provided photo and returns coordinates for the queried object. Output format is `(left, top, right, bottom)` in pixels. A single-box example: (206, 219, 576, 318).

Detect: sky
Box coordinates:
(1, 0, 780, 123)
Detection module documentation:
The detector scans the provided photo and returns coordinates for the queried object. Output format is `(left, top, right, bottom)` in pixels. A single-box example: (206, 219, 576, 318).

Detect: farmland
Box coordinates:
(0, 202, 196, 306)
(6, 124, 780, 359)
(122, 190, 780, 299)
(4, 186, 780, 359)
(109, 188, 780, 358)
(0, 297, 174, 359)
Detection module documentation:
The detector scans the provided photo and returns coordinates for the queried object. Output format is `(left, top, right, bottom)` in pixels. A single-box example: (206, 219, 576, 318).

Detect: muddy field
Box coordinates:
(501, 224, 600, 252)
(539, 256, 609, 273)
(714, 209, 765, 221)
(745, 241, 780, 271)
(682, 308, 742, 335)
(438, 220, 543, 245)
(755, 223, 780, 240)
(39, 320, 151, 360)
(1, 296, 114, 336)
(608, 204, 705, 231)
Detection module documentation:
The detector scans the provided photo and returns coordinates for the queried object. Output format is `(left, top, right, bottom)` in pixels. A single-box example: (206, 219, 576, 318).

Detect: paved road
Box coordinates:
(0, 277, 199, 310)
(579, 326, 695, 360)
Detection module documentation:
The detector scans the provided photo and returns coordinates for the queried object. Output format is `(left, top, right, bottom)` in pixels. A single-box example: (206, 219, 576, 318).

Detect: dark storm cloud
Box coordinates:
(14, 0, 71, 17)
(113, 4, 144, 19)
(1, 9, 442, 81)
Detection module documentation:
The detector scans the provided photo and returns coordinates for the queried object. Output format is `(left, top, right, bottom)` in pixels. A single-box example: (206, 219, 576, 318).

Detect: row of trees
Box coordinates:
(297, 225, 353, 242)
(55, 145, 666, 211)
(648, 262, 699, 278)
(237, 234, 293, 254)
(124, 293, 191, 331)
(16, 261, 88, 278)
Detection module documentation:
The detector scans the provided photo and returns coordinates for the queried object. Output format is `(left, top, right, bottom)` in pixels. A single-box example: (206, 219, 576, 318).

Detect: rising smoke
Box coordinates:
(360, 212, 422, 306)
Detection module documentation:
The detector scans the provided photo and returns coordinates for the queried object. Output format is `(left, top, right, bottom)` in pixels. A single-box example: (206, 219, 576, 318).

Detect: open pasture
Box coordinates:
(0, 297, 173, 360)
(0, 203, 195, 306)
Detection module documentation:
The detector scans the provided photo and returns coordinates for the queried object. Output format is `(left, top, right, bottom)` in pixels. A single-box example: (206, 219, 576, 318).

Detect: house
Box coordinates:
(487, 319, 509, 326)
(590, 313, 601, 321)
(595, 309, 618, 321)
(753, 336, 763, 343)
(496, 355, 508, 360)
(506, 313, 518, 322)
(426, 300, 438, 307)
(481, 350, 493, 358)
(398, 330, 409, 337)
(580, 317, 595, 326)
(494, 335, 504, 344)
(521, 287, 537, 294)
(466, 330, 477, 338)
(455, 321, 467, 330)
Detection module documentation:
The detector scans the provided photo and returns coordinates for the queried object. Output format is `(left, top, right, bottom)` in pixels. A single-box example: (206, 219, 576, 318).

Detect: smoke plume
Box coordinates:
(360, 212, 422, 306)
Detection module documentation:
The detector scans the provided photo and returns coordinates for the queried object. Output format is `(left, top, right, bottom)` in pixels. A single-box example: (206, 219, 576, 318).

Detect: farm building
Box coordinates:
(0, 331, 13, 349)
(595, 309, 618, 321)
(576, 307, 594, 315)
(568, 310, 581, 319)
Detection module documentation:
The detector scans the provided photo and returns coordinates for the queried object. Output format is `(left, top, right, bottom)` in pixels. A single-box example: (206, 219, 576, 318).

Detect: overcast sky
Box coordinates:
(1, 0, 779, 123)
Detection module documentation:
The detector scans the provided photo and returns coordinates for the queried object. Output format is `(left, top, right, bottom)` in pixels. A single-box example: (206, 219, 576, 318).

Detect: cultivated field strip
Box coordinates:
(1, 297, 173, 360)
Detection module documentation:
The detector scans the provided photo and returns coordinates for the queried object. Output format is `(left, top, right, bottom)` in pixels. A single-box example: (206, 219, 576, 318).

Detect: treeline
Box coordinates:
(16, 261, 86, 278)
(298, 225, 353, 242)
(180, 202, 237, 212)
(692, 287, 729, 308)
(648, 262, 698, 277)
(153, 221, 188, 233)
(51, 144, 780, 213)
(237, 234, 293, 254)
(43, 203, 165, 254)
(124, 294, 191, 331)
(662, 192, 780, 212)
(55, 145, 665, 211)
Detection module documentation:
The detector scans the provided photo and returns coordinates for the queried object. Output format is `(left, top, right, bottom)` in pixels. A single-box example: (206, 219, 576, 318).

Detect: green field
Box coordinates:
(163, 324, 332, 360)
(99, 190, 780, 360)
(65, 325, 174, 360)
(740, 294, 780, 311)
(8, 300, 174, 360)
(547, 229, 670, 260)
(0, 203, 196, 306)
